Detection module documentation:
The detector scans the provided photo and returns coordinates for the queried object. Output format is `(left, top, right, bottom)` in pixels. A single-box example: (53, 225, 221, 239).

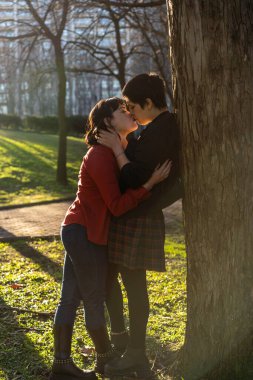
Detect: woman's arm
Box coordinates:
(86, 149, 171, 217)
(98, 129, 154, 188)
(99, 121, 178, 190)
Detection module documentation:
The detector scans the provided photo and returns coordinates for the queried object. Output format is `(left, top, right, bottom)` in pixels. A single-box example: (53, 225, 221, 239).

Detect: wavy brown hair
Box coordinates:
(85, 97, 125, 146)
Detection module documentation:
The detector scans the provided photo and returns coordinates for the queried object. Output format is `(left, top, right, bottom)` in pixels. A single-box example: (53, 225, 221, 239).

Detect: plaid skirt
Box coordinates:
(108, 212, 166, 272)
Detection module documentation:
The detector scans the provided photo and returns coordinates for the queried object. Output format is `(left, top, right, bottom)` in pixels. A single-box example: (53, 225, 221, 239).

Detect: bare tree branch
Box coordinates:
(83, 0, 166, 8)
(58, 0, 70, 37)
(24, 0, 55, 40)
(0, 32, 38, 40)
(67, 66, 116, 77)
(21, 34, 40, 72)
(125, 6, 173, 102)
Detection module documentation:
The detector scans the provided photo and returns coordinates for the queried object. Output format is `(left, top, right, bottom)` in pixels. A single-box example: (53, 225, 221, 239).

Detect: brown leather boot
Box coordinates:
(50, 324, 96, 379)
(104, 346, 153, 378)
(110, 329, 129, 355)
(87, 325, 118, 375)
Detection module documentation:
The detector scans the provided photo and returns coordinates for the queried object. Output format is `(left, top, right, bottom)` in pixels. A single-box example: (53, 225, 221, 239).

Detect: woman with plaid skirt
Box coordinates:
(98, 73, 182, 378)
(50, 97, 172, 380)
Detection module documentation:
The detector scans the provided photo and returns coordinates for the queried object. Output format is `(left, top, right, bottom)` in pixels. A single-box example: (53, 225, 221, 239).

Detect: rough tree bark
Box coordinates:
(167, 1, 253, 379)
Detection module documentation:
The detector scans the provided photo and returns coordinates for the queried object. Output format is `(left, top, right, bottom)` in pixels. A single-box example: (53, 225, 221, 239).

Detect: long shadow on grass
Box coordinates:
(0, 135, 56, 163)
(10, 239, 63, 283)
(1, 228, 63, 283)
(146, 334, 181, 379)
(0, 137, 59, 193)
(0, 297, 49, 379)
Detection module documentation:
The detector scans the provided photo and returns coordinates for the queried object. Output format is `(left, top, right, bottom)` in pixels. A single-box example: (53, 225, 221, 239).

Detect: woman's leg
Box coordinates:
(52, 242, 95, 378)
(62, 224, 107, 330)
(61, 224, 114, 375)
(104, 267, 152, 377)
(120, 267, 149, 350)
(106, 263, 125, 332)
(106, 263, 128, 352)
(54, 253, 80, 325)
(54, 253, 81, 359)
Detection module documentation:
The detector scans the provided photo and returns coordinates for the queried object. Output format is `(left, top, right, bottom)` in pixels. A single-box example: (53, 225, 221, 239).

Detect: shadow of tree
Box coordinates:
(0, 133, 84, 193)
(145, 334, 181, 379)
(0, 137, 58, 193)
(0, 297, 50, 380)
(0, 234, 63, 379)
(0, 233, 183, 379)
(0, 228, 63, 283)
(9, 239, 63, 283)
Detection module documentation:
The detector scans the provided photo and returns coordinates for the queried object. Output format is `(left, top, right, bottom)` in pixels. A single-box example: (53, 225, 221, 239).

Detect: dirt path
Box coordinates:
(0, 200, 182, 242)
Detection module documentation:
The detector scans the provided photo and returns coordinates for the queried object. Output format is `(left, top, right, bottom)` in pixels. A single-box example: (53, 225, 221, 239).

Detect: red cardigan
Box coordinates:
(62, 145, 149, 245)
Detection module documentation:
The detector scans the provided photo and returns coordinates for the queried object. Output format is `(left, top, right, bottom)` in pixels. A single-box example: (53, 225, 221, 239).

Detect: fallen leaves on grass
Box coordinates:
(10, 283, 24, 290)
(81, 345, 95, 357)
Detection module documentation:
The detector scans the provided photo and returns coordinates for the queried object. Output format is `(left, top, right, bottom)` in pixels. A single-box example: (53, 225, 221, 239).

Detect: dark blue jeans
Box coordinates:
(54, 224, 108, 330)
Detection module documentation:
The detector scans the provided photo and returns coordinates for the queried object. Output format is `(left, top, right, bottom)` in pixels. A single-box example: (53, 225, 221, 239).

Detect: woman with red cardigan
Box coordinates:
(50, 97, 171, 380)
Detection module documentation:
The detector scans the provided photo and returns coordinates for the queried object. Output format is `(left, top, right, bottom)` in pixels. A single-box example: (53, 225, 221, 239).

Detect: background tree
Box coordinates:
(126, 4, 173, 104)
(68, 1, 130, 88)
(167, 1, 253, 379)
(68, 0, 171, 94)
(24, 0, 70, 184)
(0, 0, 170, 183)
(0, 0, 75, 184)
(0, 39, 16, 114)
(69, 1, 165, 90)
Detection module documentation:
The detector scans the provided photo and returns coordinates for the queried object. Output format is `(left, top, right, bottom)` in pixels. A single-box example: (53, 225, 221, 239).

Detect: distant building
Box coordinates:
(0, 1, 121, 116)
(0, 1, 170, 116)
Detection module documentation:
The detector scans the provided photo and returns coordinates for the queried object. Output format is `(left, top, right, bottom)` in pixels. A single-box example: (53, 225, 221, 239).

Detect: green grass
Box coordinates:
(0, 130, 87, 207)
(0, 128, 186, 378)
(0, 236, 186, 380)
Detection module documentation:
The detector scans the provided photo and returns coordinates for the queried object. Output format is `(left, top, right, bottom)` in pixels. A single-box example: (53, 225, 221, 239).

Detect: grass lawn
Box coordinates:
(0, 128, 186, 379)
(0, 235, 186, 380)
(0, 129, 87, 207)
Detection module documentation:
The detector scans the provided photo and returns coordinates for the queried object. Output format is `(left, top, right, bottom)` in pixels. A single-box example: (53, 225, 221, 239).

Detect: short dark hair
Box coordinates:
(85, 97, 124, 146)
(122, 73, 167, 109)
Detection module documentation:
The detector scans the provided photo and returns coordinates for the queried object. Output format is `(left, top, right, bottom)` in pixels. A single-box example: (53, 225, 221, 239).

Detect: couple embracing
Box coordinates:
(50, 73, 182, 380)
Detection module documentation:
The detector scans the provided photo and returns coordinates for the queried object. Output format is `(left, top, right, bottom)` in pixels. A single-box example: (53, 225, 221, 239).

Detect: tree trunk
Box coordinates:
(108, 6, 126, 88)
(118, 63, 126, 89)
(167, 1, 253, 379)
(54, 41, 68, 185)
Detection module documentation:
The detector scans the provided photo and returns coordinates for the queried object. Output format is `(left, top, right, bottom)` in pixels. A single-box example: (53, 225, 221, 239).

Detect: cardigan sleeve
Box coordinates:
(86, 148, 149, 217)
